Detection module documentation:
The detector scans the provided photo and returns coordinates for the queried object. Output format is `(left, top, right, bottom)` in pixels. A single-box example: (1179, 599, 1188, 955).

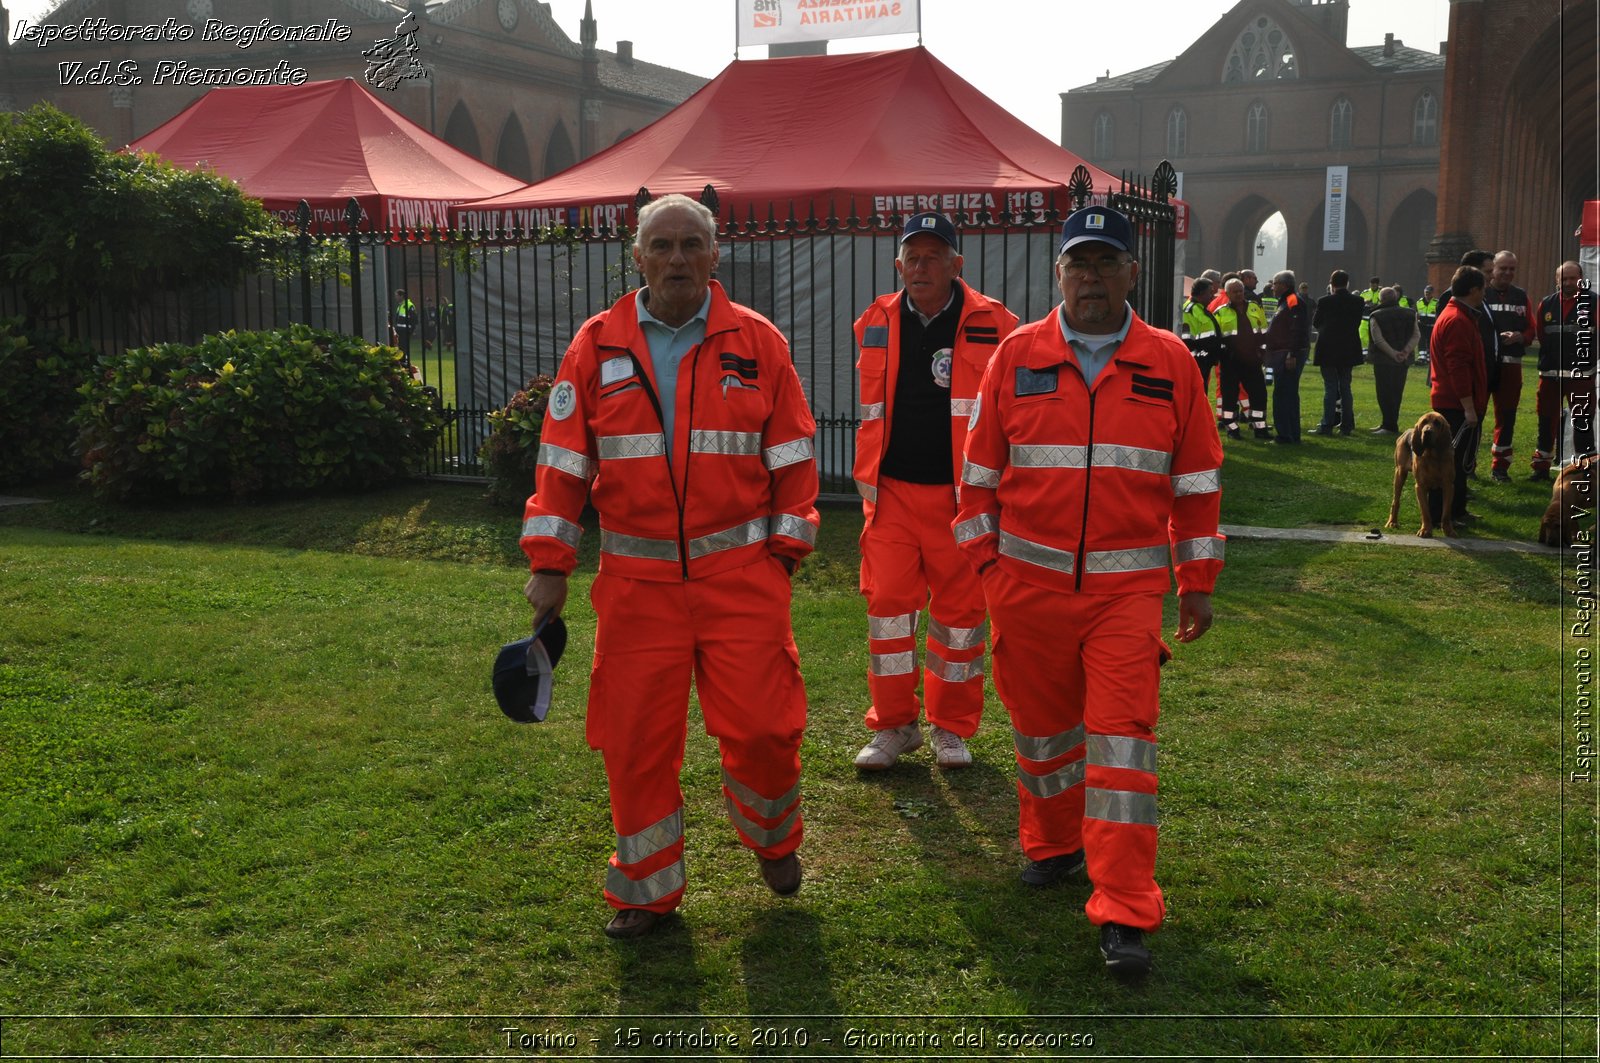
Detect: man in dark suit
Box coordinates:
(1311, 270, 1366, 435)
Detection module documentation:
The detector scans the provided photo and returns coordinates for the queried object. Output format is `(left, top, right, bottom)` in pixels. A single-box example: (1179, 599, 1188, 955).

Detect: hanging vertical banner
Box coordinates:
(1323, 165, 1348, 252)
(736, 0, 920, 48)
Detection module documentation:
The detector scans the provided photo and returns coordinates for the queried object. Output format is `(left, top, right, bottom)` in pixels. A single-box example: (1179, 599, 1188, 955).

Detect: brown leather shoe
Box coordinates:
(759, 852, 802, 896)
(603, 908, 661, 939)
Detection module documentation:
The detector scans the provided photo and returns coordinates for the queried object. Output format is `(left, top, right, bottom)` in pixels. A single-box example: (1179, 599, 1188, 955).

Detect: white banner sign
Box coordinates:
(736, 0, 919, 48)
(1323, 165, 1348, 252)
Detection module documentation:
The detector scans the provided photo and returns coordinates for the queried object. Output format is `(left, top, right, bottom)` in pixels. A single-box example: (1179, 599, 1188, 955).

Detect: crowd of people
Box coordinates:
(512, 195, 1593, 981)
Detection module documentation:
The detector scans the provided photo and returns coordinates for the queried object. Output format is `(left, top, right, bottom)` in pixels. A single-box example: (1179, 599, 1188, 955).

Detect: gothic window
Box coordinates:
(1413, 91, 1439, 146)
(1223, 15, 1298, 82)
(1092, 111, 1114, 160)
(1166, 106, 1188, 157)
(1246, 101, 1269, 154)
(1329, 97, 1353, 150)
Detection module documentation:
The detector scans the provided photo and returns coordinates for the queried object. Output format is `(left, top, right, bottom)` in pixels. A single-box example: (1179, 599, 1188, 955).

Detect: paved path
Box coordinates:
(0, 496, 47, 508)
(1221, 523, 1558, 555)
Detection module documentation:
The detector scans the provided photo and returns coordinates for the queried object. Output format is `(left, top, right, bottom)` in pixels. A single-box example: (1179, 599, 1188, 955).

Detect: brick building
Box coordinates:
(0, 0, 706, 182)
(1428, 0, 1598, 293)
(1061, 0, 1444, 290)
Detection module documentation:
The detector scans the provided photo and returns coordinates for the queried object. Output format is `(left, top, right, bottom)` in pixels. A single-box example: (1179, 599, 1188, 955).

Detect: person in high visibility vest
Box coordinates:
(1213, 278, 1273, 439)
(851, 212, 1018, 771)
(956, 204, 1224, 980)
(1358, 276, 1382, 355)
(390, 289, 416, 354)
(520, 194, 820, 939)
(1532, 260, 1598, 477)
(1181, 277, 1225, 394)
(1415, 286, 1439, 360)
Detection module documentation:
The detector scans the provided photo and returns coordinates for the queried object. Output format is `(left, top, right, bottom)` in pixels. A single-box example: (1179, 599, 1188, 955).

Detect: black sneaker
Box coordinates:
(1226, 426, 1241, 440)
(1491, 469, 1511, 483)
(1253, 427, 1274, 440)
(1529, 469, 1551, 482)
(1019, 850, 1086, 887)
(1099, 922, 1152, 978)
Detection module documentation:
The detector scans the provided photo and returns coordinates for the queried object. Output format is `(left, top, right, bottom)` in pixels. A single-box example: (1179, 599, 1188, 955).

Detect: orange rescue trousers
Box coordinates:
(985, 566, 1169, 931)
(586, 559, 807, 914)
(859, 477, 987, 737)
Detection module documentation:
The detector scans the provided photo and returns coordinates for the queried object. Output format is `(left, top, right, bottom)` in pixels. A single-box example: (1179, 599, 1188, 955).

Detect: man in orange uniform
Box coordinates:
(852, 212, 1018, 771)
(521, 194, 820, 939)
(956, 205, 1223, 979)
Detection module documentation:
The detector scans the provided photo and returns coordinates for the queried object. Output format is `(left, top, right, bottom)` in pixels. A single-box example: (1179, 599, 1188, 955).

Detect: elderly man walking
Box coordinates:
(956, 205, 1224, 979)
(521, 194, 820, 939)
(851, 212, 1018, 771)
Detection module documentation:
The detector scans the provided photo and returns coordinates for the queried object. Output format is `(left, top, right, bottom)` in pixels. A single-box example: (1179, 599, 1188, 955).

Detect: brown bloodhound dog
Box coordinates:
(1385, 410, 1456, 538)
(1539, 454, 1598, 548)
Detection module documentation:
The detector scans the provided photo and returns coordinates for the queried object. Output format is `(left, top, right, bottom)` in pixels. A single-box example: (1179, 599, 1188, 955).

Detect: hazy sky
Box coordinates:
(7, 0, 1452, 140)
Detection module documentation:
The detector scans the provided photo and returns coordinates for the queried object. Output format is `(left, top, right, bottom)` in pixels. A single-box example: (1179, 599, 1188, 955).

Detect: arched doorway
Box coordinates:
(1383, 189, 1437, 292)
(442, 101, 481, 161)
(495, 115, 533, 183)
(544, 122, 576, 179)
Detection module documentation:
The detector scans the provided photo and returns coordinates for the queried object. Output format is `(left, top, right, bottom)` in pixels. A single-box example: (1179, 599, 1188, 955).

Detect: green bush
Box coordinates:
(479, 375, 554, 510)
(74, 325, 442, 501)
(0, 318, 97, 489)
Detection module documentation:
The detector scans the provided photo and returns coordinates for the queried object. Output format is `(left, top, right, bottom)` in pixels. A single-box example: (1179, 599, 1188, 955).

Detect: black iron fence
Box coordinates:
(6, 164, 1178, 486)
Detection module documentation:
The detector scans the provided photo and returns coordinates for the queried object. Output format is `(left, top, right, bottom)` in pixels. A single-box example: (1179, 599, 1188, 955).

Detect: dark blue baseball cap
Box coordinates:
(901, 211, 959, 251)
(1058, 205, 1134, 256)
(492, 614, 568, 723)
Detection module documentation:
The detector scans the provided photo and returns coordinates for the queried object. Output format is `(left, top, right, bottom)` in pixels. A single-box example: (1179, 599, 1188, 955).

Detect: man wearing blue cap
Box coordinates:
(956, 204, 1224, 979)
(851, 211, 1018, 771)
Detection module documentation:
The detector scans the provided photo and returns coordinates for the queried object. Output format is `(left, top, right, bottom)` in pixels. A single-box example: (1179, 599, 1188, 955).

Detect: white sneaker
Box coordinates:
(929, 725, 973, 769)
(853, 722, 923, 770)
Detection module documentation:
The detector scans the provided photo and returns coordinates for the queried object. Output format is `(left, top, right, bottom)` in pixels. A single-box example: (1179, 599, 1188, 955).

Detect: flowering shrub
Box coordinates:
(74, 325, 441, 501)
(480, 374, 555, 510)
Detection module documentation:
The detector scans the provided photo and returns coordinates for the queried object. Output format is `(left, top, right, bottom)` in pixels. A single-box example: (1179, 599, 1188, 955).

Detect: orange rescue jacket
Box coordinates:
(852, 278, 1018, 510)
(955, 310, 1225, 596)
(521, 281, 820, 582)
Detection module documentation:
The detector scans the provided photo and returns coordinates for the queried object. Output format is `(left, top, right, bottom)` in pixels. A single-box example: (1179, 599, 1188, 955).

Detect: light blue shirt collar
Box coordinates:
(636, 288, 711, 332)
(1057, 303, 1134, 390)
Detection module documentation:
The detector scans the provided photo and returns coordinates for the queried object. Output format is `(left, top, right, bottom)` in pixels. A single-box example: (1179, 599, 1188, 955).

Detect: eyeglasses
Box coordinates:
(1061, 255, 1131, 279)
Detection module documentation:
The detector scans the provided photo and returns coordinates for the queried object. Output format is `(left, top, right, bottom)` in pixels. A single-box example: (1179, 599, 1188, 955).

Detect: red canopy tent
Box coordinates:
(453, 47, 1142, 234)
(129, 79, 524, 233)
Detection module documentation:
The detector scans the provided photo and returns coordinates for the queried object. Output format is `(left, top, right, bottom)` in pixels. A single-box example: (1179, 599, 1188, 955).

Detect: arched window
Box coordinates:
(543, 122, 575, 179)
(1413, 91, 1439, 146)
(1329, 96, 1353, 150)
(1092, 111, 1114, 160)
(1166, 106, 1188, 157)
(1223, 15, 1298, 82)
(1246, 101, 1269, 154)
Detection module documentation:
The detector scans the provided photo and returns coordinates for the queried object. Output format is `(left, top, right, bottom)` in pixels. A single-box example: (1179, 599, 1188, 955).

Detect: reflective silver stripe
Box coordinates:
(725, 794, 801, 847)
(1499, 356, 1523, 364)
(597, 433, 666, 459)
(601, 529, 678, 561)
(868, 611, 918, 640)
(1084, 545, 1169, 574)
(1172, 469, 1221, 496)
(1011, 444, 1087, 468)
(999, 530, 1076, 574)
(521, 515, 583, 548)
(1175, 536, 1225, 563)
(1087, 734, 1157, 774)
(962, 460, 1002, 489)
(769, 513, 817, 546)
(614, 808, 684, 865)
(928, 617, 986, 650)
(689, 517, 769, 559)
(1014, 724, 1086, 763)
(950, 398, 976, 417)
(927, 650, 983, 683)
(722, 768, 800, 819)
(606, 859, 686, 906)
(1085, 787, 1158, 826)
(954, 513, 997, 544)
(1189, 328, 1216, 339)
(1094, 444, 1171, 476)
(870, 650, 916, 676)
(764, 437, 813, 470)
(1017, 757, 1086, 799)
(691, 429, 761, 457)
(538, 442, 596, 481)
(860, 401, 886, 421)
(856, 479, 879, 503)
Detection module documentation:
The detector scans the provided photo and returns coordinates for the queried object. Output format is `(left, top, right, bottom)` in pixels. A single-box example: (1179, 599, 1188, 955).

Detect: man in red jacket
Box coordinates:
(1428, 265, 1491, 527)
(956, 205, 1224, 979)
(521, 194, 820, 939)
(851, 212, 1018, 771)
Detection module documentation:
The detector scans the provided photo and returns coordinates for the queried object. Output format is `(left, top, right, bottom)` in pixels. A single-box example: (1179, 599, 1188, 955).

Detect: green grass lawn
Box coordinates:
(0, 359, 1594, 1059)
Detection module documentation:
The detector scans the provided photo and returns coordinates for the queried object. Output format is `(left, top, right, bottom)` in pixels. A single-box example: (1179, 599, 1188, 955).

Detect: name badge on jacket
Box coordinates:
(1015, 366, 1059, 396)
